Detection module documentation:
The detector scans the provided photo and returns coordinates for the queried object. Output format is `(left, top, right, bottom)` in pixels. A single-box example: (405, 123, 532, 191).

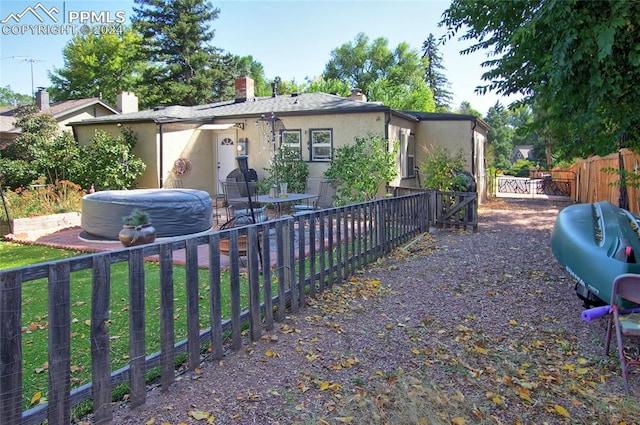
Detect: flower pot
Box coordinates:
(219, 235, 248, 256)
(119, 224, 156, 247)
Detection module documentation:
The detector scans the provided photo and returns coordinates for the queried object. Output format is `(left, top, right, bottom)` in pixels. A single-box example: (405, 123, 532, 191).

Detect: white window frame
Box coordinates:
(281, 130, 302, 156)
(310, 128, 332, 162)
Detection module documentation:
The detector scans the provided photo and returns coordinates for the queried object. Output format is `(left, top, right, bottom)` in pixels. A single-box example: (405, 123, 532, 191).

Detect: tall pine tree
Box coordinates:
(421, 33, 453, 111)
(131, 0, 231, 107)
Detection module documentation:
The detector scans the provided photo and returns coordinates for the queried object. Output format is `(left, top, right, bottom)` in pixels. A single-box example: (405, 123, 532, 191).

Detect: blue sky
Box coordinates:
(0, 0, 520, 115)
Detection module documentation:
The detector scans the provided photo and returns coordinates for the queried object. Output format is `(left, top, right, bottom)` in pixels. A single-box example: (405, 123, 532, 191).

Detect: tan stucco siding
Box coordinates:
(57, 105, 117, 132)
(229, 113, 387, 182)
(415, 120, 474, 170)
(414, 119, 488, 202)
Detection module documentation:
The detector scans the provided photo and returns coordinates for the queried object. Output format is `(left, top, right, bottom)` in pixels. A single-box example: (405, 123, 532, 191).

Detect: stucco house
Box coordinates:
(0, 88, 123, 146)
(69, 77, 489, 201)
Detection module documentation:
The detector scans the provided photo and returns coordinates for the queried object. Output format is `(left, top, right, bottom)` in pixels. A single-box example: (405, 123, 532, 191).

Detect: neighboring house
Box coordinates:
(69, 77, 489, 201)
(0, 88, 127, 146)
(511, 145, 534, 163)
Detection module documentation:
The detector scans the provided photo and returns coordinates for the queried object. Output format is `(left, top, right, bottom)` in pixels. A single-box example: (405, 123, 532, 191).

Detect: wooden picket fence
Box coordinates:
(0, 190, 476, 425)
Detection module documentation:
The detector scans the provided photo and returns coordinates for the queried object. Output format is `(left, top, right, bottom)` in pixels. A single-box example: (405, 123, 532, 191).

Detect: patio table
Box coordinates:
(230, 193, 318, 218)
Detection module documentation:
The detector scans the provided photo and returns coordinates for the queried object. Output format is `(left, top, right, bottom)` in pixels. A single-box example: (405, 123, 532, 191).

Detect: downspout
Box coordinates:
(384, 112, 390, 139)
(471, 118, 477, 177)
(158, 123, 164, 188)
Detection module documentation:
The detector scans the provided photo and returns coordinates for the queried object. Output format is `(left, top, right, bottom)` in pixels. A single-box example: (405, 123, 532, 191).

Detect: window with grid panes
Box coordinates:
(281, 130, 302, 156)
(310, 129, 332, 161)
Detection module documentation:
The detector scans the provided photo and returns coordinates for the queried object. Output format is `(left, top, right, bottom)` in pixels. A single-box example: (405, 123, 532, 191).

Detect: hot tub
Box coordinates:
(81, 189, 213, 240)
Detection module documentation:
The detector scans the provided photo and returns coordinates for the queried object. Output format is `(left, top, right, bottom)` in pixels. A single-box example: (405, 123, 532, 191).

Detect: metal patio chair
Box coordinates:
(604, 273, 640, 394)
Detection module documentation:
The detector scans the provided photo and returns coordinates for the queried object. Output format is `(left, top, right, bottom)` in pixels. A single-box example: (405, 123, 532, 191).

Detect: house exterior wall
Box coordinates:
(214, 112, 388, 194)
(414, 119, 487, 202)
(387, 114, 418, 188)
(72, 110, 485, 202)
(56, 105, 117, 131)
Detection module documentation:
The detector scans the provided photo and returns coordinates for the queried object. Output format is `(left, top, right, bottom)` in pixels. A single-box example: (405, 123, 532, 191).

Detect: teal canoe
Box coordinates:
(550, 201, 640, 307)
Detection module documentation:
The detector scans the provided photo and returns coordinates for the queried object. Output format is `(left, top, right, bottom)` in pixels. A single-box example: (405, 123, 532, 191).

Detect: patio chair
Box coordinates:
(221, 180, 267, 224)
(604, 273, 640, 394)
(292, 179, 337, 214)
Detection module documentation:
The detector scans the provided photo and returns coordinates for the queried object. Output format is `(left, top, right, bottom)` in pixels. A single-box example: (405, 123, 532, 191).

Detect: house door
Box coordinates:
(216, 133, 238, 194)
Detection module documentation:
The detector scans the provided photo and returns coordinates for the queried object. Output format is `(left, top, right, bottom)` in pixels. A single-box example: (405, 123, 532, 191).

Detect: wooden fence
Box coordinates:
(563, 148, 640, 215)
(388, 187, 478, 230)
(0, 191, 476, 425)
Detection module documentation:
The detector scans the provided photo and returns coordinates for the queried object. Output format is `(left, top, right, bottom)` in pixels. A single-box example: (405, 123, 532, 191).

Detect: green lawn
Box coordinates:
(0, 241, 246, 412)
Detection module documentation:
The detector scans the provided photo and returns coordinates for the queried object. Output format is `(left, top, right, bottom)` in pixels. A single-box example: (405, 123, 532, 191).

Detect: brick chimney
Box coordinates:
(234, 76, 255, 103)
(117, 91, 139, 113)
(35, 87, 50, 110)
(348, 88, 367, 102)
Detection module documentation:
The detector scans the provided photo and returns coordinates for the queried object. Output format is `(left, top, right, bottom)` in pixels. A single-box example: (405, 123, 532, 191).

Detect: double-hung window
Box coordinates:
(310, 129, 332, 161)
(281, 130, 302, 157)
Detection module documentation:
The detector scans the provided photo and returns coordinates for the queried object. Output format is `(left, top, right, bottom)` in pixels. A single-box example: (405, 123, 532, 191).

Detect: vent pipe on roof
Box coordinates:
(271, 82, 277, 98)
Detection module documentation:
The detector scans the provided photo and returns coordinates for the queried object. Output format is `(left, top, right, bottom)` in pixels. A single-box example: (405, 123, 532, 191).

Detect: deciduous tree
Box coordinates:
(441, 0, 640, 159)
(0, 86, 32, 106)
(325, 134, 398, 204)
(323, 33, 435, 111)
(48, 28, 143, 106)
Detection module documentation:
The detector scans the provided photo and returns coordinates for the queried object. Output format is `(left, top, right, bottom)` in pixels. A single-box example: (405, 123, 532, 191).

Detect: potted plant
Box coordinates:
(119, 208, 156, 247)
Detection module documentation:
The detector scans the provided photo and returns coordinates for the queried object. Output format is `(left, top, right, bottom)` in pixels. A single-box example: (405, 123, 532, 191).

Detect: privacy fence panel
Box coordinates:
(0, 191, 476, 424)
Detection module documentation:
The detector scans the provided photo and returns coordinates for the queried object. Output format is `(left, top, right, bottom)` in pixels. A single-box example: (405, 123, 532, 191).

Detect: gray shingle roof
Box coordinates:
(70, 93, 393, 126)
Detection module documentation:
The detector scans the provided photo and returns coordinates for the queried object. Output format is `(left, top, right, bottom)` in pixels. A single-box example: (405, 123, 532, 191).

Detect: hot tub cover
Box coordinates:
(82, 189, 213, 239)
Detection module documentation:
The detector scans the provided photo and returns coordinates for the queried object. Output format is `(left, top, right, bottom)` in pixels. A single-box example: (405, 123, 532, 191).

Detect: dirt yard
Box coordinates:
(104, 198, 639, 425)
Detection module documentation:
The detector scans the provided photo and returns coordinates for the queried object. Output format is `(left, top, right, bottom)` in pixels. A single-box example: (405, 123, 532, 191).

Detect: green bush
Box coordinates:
(325, 134, 398, 205)
(262, 145, 309, 194)
(420, 145, 469, 191)
(504, 159, 536, 177)
(0, 106, 145, 192)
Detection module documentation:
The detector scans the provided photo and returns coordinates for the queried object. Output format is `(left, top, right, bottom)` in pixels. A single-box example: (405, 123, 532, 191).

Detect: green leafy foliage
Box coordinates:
(421, 33, 453, 111)
(0, 106, 81, 188)
(441, 0, 640, 160)
(122, 208, 150, 226)
(0, 106, 145, 191)
(48, 27, 143, 105)
(323, 33, 435, 111)
(262, 145, 309, 194)
(419, 145, 469, 191)
(131, 0, 229, 107)
(0, 85, 32, 106)
(75, 128, 146, 191)
(325, 134, 398, 205)
(504, 159, 536, 178)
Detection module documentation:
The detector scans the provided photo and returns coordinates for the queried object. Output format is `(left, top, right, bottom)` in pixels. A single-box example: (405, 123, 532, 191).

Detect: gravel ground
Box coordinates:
(104, 198, 639, 425)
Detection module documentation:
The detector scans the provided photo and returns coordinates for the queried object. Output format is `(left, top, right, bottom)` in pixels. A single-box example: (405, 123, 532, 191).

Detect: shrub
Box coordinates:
(419, 145, 469, 191)
(0, 179, 85, 220)
(262, 145, 309, 194)
(325, 134, 398, 205)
